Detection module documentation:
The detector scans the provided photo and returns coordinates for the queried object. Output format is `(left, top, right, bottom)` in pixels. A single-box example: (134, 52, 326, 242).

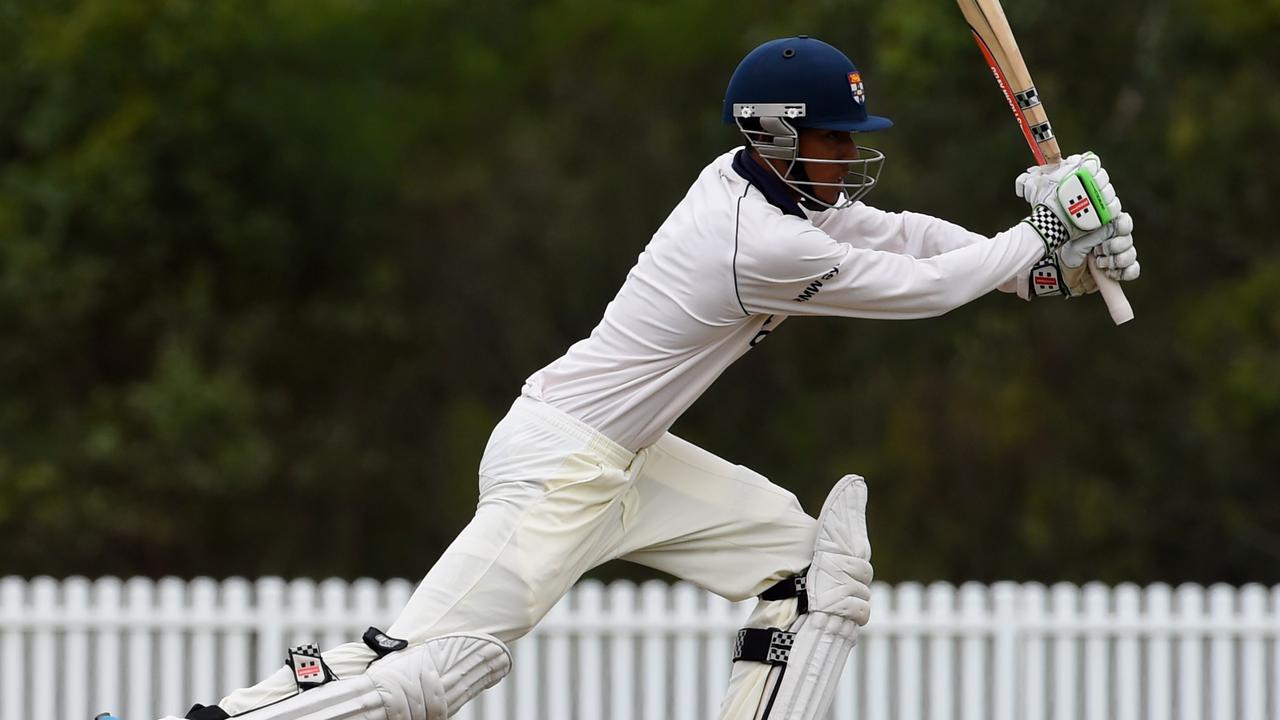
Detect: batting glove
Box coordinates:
(1019, 211, 1139, 299)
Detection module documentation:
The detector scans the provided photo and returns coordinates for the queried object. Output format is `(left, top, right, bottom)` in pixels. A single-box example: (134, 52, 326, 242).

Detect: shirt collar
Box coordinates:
(731, 147, 806, 219)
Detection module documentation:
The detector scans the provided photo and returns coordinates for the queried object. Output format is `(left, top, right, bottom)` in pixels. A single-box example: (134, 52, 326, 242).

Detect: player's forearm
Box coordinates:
(817, 205, 987, 258)
(896, 210, 990, 258)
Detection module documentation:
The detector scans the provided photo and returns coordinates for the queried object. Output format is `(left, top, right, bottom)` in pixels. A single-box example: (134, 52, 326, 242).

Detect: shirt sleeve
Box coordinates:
(735, 215, 1045, 319)
(808, 203, 986, 258)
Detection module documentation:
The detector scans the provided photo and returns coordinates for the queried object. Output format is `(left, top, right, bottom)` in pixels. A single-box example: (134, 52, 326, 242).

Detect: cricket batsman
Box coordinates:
(102, 35, 1139, 720)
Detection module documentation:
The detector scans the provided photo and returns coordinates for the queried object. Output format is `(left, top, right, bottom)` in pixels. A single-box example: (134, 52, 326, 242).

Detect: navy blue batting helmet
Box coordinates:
(723, 36, 892, 132)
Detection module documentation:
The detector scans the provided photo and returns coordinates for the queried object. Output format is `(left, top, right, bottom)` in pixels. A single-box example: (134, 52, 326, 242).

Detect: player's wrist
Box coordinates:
(1021, 204, 1071, 256)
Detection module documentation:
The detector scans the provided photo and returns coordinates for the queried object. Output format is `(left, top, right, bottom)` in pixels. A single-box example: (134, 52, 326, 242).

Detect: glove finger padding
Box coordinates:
(1102, 233, 1134, 255)
(1092, 166, 1112, 191)
(1099, 181, 1120, 213)
(1111, 260, 1141, 281)
(1107, 211, 1135, 238)
(1104, 193, 1122, 220)
(1098, 246, 1138, 269)
(1094, 212, 1139, 281)
(1098, 250, 1140, 280)
(1015, 171, 1031, 201)
(1078, 152, 1103, 175)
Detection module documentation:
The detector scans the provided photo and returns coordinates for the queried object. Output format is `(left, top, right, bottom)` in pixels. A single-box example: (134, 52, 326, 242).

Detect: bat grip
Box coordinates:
(1088, 258, 1134, 324)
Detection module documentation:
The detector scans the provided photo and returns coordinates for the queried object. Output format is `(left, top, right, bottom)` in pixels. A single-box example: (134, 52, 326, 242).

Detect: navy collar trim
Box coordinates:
(731, 147, 806, 219)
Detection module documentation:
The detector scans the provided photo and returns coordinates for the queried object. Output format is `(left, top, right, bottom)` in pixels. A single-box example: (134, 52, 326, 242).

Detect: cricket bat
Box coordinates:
(957, 0, 1135, 325)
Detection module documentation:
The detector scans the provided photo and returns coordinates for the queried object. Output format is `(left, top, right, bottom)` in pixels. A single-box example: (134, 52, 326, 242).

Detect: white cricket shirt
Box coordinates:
(523, 148, 1044, 451)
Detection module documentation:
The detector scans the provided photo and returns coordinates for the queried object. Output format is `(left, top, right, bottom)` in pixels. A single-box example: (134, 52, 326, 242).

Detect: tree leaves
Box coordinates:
(0, 0, 1275, 582)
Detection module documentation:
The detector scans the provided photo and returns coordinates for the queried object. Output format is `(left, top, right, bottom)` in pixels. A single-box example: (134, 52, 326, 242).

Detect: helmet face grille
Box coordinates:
(736, 117, 885, 210)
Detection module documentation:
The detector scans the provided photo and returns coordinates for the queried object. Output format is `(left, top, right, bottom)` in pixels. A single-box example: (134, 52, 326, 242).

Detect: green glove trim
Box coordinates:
(1073, 168, 1113, 226)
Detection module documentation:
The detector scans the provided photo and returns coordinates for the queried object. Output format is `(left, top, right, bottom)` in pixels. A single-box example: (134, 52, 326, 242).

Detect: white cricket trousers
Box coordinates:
(219, 396, 817, 718)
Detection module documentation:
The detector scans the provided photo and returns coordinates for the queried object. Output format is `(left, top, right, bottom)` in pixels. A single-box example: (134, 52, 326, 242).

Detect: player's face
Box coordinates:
(797, 128, 860, 205)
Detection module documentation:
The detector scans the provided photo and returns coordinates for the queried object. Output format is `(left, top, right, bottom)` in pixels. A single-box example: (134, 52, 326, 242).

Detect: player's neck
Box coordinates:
(750, 151, 803, 202)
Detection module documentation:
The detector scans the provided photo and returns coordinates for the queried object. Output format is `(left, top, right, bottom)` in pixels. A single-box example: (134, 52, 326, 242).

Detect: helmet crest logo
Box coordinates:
(848, 72, 866, 105)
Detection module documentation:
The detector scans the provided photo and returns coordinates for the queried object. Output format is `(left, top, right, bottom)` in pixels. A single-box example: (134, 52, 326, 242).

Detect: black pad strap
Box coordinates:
(363, 626, 410, 659)
(759, 570, 809, 614)
(732, 627, 795, 666)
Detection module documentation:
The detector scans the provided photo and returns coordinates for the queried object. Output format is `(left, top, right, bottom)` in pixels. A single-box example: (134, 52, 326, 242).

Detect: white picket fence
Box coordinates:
(1, 578, 1279, 720)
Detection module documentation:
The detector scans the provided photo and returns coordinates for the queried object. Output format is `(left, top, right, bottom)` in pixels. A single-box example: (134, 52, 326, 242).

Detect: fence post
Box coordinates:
(1083, 583, 1111, 720)
(158, 576, 187, 715)
(1177, 583, 1206, 720)
(1239, 584, 1266, 720)
(959, 582, 986, 720)
(672, 583, 700, 720)
(191, 577, 219, 704)
(256, 577, 287, 681)
(31, 577, 57, 720)
(1115, 583, 1141, 720)
(64, 577, 92, 720)
(319, 577, 350, 650)
(1146, 584, 1173, 720)
(222, 577, 252, 697)
(926, 582, 955, 720)
(0, 577, 24, 720)
(94, 576, 124, 713)
(1051, 582, 1080, 720)
(991, 582, 1018, 720)
(126, 577, 156, 720)
(287, 578, 317, 649)
(641, 580, 669, 720)
(609, 581, 637, 720)
(1020, 583, 1047, 720)
(1208, 584, 1236, 720)
(896, 582, 923, 720)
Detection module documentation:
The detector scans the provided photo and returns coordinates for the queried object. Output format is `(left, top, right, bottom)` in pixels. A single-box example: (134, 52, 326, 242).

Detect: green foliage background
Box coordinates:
(1, 0, 1276, 584)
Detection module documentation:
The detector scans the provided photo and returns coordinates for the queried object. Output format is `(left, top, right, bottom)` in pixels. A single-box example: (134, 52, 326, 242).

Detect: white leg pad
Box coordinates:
(764, 475, 871, 719)
(233, 633, 511, 720)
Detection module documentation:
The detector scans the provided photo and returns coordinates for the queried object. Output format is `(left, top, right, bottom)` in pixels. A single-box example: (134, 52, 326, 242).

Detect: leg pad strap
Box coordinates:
(732, 627, 795, 666)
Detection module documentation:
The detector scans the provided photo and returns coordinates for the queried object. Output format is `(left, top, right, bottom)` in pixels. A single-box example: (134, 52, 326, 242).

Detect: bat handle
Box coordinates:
(1088, 256, 1134, 324)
